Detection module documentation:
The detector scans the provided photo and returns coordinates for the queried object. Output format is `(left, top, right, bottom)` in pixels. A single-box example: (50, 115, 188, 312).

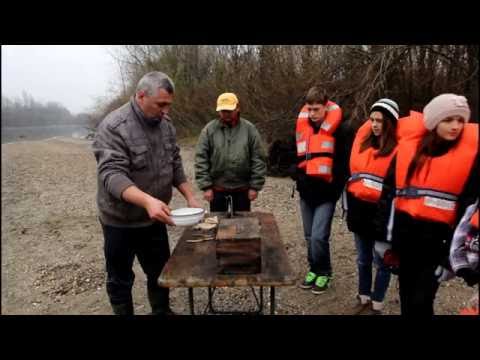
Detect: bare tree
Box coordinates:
(92, 44, 477, 166)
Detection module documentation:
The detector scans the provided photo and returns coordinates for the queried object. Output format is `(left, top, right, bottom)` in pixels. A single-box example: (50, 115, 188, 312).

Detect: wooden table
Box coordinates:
(158, 212, 296, 315)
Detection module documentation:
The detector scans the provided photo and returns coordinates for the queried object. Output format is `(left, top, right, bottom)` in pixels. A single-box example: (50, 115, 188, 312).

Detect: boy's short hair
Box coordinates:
(305, 86, 329, 105)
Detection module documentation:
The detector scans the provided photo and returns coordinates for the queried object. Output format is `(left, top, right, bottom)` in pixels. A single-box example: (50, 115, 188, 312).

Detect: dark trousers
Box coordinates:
(399, 263, 440, 316)
(210, 190, 251, 212)
(101, 222, 170, 314)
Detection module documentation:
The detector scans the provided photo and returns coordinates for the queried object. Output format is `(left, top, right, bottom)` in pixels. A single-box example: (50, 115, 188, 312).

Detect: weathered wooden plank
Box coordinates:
(216, 224, 237, 240)
(216, 243, 261, 256)
(217, 244, 262, 274)
(215, 216, 262, 274)
(216, 217, 261, 240)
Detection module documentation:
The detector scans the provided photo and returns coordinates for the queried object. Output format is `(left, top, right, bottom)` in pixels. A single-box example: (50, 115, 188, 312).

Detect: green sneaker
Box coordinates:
(300, 271, 317, 289)
(311, 275, 331, 294)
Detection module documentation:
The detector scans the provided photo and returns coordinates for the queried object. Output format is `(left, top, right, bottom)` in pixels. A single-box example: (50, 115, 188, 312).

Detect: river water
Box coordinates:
(1, 125, 90, 144)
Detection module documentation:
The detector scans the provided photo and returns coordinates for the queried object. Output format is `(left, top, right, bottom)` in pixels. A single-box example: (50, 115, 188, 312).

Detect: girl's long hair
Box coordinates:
(405, 130, 461, 184)
(359, 113, 397, 157)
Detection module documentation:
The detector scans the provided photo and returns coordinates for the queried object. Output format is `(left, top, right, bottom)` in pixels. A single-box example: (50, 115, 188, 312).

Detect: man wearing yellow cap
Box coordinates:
(195, 92, 267, 212)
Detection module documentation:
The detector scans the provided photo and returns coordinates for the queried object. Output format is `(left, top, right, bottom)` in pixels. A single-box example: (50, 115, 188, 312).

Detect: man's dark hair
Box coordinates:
(305, 86, 329, 105)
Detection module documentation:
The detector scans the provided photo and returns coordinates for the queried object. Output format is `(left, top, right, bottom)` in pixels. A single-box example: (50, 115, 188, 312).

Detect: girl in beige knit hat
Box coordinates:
(374, 93, 478, 315)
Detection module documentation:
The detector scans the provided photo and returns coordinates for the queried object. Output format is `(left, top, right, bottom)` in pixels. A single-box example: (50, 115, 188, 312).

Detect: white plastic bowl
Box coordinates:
(171, 207, 205, 226)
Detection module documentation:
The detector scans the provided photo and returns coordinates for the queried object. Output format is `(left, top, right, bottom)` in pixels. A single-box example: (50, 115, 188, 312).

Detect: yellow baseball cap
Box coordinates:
(216, 92, 239, 111)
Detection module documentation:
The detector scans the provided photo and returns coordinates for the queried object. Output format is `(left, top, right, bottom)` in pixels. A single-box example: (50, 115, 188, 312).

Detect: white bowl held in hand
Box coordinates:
(171, 207, 205, 226)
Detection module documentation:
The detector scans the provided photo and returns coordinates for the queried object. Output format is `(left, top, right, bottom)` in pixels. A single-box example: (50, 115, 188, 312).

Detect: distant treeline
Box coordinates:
(1, 92, 91, 128)
(94, 45, 478, 143)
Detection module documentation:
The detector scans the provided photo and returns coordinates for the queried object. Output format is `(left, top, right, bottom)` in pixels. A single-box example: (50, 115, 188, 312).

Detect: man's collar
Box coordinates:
(131, 97, 162, 127)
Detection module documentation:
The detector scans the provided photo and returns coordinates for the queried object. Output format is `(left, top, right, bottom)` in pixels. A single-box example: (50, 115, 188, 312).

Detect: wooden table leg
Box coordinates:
(270, 287, 275, 315)
(188, 288, 194, 315)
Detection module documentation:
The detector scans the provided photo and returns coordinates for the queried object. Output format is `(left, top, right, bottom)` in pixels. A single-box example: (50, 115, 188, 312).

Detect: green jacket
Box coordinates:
(195, 117, 267, 191)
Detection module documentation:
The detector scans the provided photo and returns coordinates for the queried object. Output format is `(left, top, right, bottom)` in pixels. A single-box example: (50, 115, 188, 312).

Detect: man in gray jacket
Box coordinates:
(93, 71, 201, 315)
(195, 92, 267, 213)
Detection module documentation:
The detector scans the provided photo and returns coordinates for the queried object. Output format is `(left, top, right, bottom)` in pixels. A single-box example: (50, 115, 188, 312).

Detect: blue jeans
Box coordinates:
(300, 199, 335, 276)
(354, 233, 391, 302)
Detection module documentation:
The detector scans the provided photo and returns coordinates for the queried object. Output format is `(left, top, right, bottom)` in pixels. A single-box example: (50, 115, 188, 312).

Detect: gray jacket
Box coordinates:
(92, 98, 187, 227)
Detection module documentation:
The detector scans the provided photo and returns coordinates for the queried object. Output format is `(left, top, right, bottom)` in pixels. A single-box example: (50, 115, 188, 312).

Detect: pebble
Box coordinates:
(2, 142, 472, 315)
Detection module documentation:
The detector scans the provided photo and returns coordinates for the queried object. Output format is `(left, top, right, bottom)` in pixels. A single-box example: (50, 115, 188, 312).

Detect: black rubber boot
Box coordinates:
(147, 287, 175, 315)
(111, 302, 134, 315)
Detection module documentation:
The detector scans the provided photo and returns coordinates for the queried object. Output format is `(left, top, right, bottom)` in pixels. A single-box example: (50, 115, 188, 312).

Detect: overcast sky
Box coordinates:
(2, 45, 120, 114)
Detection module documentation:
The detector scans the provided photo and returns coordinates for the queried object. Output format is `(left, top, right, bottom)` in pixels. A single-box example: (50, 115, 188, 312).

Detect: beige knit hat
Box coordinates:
(423, 94, 470, 130)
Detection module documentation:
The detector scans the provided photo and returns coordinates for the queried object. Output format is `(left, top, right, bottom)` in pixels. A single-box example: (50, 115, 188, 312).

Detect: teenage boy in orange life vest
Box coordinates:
(293, 86, 353, 294)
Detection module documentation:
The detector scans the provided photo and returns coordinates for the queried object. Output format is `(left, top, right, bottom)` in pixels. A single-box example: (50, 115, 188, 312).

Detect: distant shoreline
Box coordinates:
(1, 124, 90, 144)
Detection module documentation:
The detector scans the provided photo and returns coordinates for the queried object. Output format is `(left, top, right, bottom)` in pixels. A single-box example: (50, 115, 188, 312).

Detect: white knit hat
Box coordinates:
(370, 98, 400, 121)
(423, 94, 470, 131)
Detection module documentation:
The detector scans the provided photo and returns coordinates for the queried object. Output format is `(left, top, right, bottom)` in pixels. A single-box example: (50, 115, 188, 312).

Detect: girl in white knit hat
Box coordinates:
(375, 93, 479, 316)
(345, 98, 400, 315)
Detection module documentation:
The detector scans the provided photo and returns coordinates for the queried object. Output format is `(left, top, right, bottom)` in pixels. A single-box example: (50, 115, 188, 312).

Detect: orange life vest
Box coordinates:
(347, 119, 398, 203)
(396, 110, 427, 142)
(395, 115, 478, 227)
(459, 306, 479, 316)
(296, 101, 342, 182)
(470, 209, 479, 229)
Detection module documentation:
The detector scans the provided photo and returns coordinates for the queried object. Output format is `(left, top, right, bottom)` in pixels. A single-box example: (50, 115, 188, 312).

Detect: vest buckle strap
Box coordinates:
(397, 188, 419, 197)
(349, 172, 384, 184)
(396, 187, 459, 201)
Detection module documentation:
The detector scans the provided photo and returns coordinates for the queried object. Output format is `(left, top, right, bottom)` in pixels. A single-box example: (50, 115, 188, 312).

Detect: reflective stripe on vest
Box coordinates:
(305, 133, 335, 181)
(349, 172, 384, 184)
(348, 172, 384, 197)
(396, 187, 458, 211)
(396, 187, 459, 201)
